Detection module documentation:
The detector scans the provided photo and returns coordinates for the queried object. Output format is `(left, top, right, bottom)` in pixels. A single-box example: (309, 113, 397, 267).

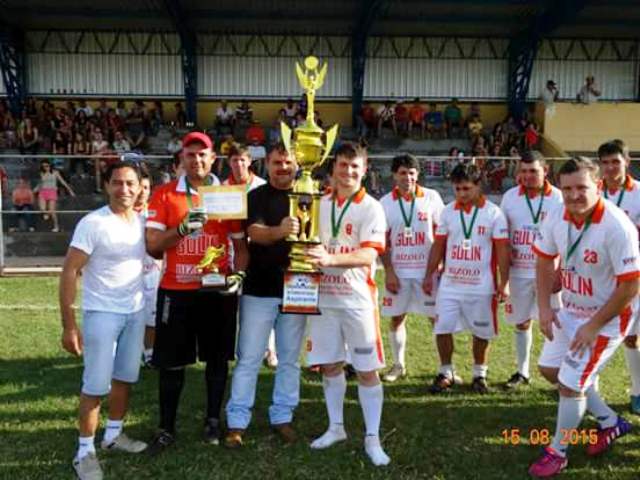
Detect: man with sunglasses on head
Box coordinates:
(424, 163, 510, 394)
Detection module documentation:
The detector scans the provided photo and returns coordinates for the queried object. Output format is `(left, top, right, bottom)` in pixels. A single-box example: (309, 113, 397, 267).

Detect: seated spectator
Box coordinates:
(25, 97, 38, 118)
(394, 101, 409, 136)
(64, 100, 76, 117)
(126, 101, 147, 150)
(467, 114, 483, 140)
(105, 108, 123, 142)
(116, 100, 127, 119)
(149, 100, 164, 135)
(356, 101, 377, 139)
(166, 131, 182, 155)
(540, 80, 559, 109)
(175, 102, 187, 128)
(245, 120, 266, 145)
(35, 159, 75, 232)
(91, 130, 111, 191)
(70, 131, 91, 179)
(487, 143, 507, 193)
(297, 93, 308, 117)
(426, 103, 445, 139)
(219, 134, 235, 157)
(577, 75, 601, 104)
(98, 98, 110, 116)
(314, 109, 324, 128)
(0, 104, 17, 149)
(269, 110, 287, 146)
(235, 100, 253, 126)
(444, 98, 463, 138)
(491, 122, 507, 147)
(76, 99, 94, 117)
(466, 101, 481, 124)
(524, 121, 540, 149)
(293, 111, 306, 128)
(377, 100, 397, 137)
(408, 98, 426, 138)
(215, 100, 235, 136)
(248, 137, 267, 177)
(283, 98, 298, 126)
(10, 178, 35, 232)
(112, 130, 131, 154)
(74, 110, 90, 136)
(18, 117, 39, 155)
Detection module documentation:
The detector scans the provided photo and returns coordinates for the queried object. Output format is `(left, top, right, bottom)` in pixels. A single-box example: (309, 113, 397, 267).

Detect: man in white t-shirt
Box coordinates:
(60, 161, 148, 480)
(529, 157, 640, 478)
(380, 154, 444, 382)
(215, 100, 235, 135)
(500, 150, 563, 389)
(424, 163, 510, 394)
(305, 143, 390, 466)
(597, 139, 640, 414)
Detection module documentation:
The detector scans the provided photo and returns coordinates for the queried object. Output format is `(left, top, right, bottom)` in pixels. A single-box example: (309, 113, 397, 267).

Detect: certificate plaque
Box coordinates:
(198, 184, 247, 220)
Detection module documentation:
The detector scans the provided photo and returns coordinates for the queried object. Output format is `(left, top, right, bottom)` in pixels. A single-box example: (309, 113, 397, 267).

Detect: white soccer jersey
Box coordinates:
(318, 187, 386, 309)
(222, 173, 266, 192)
(380, 185, 445, 279)
(500, 182, 563, 279)
(599, 175, 640, 229)
(533, 197, 640, 337)
(435, 197, 509, 296)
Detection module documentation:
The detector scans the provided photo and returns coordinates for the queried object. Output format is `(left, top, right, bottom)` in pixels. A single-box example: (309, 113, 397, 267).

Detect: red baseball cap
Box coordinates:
(182, 131, 214, 150)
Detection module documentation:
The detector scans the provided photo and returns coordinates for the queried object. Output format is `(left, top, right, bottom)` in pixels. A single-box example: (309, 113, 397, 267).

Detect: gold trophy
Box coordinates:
(280, 56, 339, 314)
(196, 244, 227, 289)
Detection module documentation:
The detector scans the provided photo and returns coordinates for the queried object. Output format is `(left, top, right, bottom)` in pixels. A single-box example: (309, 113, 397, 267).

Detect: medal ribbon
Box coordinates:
(459, 206, 479, 240)
(565, 213, 594, 263)
(184, 175, 213, 209)
(524, 188, 545, 224)
(603, 182, 625, 207)
(398, 192, 416, 229)
(331, 192, 357, 239)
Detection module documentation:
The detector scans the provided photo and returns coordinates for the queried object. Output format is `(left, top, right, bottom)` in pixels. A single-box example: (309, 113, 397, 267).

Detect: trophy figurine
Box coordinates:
(196, 244, 227, 289)
(280, 56, 339, 314)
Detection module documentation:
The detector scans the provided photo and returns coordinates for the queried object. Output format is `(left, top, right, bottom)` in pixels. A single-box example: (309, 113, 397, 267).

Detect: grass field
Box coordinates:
(1, 276, 639, 479)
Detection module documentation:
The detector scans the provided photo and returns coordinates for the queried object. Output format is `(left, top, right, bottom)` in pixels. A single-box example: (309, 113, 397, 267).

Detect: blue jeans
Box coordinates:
(81, 309, 145, 396)
(226, 295, 307, 428)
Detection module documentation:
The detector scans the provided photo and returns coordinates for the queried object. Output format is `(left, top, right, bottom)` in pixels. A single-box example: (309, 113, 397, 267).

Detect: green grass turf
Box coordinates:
(0, 276, 639, 479)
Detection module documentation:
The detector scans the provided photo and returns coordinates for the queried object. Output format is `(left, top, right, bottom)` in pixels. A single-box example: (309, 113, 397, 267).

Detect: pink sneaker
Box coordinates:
(528, 447, 568, 478)
(586, 416, 631, 456)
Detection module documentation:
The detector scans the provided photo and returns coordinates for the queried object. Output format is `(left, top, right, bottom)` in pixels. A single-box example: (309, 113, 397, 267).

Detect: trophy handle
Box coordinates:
(280, 121, 293, 155)
(320, 124, 339, 165)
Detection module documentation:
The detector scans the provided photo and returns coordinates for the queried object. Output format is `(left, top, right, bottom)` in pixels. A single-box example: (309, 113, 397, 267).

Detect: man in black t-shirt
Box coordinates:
(224, 144, 307, 447)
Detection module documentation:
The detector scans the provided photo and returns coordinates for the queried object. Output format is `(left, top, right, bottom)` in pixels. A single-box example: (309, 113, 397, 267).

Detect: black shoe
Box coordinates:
(471, 376, 490, 394)
(147, 430, 175, 457)
(429, 373, 454, 394)
(344, 363, 357, 380)
(504, 372, 530, 390)
(204, 418, 221, 445)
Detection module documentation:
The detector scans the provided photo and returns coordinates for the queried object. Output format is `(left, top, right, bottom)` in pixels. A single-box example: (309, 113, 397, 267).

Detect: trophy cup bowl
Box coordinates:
(280, 56, 339, 315)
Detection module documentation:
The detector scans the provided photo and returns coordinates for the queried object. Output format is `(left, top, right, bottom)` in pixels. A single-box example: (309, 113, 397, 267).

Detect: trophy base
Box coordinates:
(280, 270, 322, 315)
(200, 273, 227, 291)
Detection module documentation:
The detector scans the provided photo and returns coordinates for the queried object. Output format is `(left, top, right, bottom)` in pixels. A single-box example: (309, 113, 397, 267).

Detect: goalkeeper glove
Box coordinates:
(178, 209, 208, 237)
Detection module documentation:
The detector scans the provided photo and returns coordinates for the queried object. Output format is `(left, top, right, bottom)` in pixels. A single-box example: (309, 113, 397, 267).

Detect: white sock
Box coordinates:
(364, 435, 391, 466)
(515, 328, 532, 378)
(472, 364, 488, 379)
(310, 424, 347, 449)
(586, 385, 618, 429)
(550, 395, 587, 456)
(323, 374, 346, 426)
(624, 346, 640, 396)
(103, 419, 123, 444)
(439, 364, 453, 379)
(144, 348, 153, 362)
(358, 383, 383, 437)
(268, 330, 276, 353)
(389, 324, 407, 368)
(76, 435, 96, 460)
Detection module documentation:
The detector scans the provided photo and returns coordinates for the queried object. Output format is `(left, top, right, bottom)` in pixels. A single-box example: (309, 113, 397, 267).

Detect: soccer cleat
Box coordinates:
(630, 395, 640, 415)
(504, 372, 530, 390)
(72, 453, 103, 480)
(310, 425, 347, 449)
(224, 429, 245, 449)
(528, 447, 568, 478)
(586, 415, 632, 456)
(203, 418, 221, 445)
(100, 433, 147, 453)
(146, 430, 175, 457)
(471, 376, 490, 394)
(382, 364, 407, 383)
(429, 373, 454, 394)
(271, 422, 298, 444)
(364, 435, 391, 466)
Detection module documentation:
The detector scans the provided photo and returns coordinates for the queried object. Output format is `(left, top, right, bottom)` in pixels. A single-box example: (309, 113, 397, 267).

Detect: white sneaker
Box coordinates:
(72, 453, 103, 480)
(310, 425, 347, 449)
(364, 435, 391, 466)
(382, 364, 406, 382)
(100, 433, 147, 453)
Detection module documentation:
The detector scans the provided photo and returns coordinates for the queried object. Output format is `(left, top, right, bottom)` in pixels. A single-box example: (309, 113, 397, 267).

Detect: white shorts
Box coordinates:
(381, 278, 436, 317)
(434, 293, 497, 340)
(505, 277, 561, 325)
(307, 307, 385, 372)
(538, 309, 624, 392)
(143, 287, 158, 327)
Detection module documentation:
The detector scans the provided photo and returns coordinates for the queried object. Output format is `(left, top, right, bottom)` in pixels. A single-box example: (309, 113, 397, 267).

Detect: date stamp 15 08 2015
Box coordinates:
(501, 428, 598, 446)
